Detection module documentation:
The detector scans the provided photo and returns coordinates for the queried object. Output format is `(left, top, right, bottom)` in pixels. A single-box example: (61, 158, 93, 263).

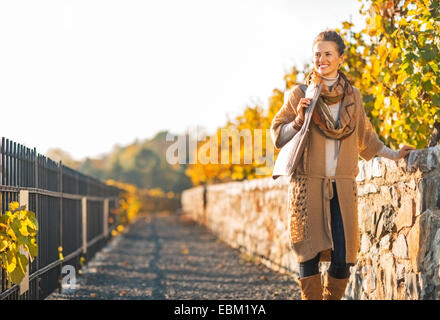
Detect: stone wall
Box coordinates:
(181, 146, 440, 300)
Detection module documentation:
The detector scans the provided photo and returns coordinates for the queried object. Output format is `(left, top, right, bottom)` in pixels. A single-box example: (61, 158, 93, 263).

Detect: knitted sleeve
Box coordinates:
(277, 123, 299, 148)
(377, 145, 400, 160)
(355, 87, 385, 161)
(270, 85, 304, 150)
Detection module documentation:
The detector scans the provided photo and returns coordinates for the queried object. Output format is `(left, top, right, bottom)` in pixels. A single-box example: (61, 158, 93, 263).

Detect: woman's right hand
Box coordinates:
(295, 98, 311, 122)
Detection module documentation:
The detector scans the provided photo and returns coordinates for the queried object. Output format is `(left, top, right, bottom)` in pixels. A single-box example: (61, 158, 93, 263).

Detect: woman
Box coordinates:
(270, 30, 414, 300)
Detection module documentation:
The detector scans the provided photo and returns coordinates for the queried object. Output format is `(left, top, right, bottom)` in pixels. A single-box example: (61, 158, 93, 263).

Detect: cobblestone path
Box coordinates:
(46, 212, 301, 300)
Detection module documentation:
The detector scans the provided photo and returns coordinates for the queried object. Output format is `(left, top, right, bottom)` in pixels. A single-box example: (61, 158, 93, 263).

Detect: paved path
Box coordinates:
(46, 212, 301, 300)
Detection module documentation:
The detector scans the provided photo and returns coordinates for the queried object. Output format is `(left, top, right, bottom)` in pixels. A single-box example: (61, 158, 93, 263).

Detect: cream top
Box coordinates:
(322, 74, 342, 176)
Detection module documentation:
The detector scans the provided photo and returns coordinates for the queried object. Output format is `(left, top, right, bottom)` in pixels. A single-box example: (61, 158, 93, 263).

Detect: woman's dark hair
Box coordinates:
(312, 29, 346, 56)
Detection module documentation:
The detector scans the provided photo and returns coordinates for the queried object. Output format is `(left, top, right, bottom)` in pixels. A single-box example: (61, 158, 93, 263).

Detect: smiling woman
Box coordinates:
(270, 29, 415, 300)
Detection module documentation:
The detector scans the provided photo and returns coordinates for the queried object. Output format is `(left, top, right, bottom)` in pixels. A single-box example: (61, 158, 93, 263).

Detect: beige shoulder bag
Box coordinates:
(272, 83, 322, 180)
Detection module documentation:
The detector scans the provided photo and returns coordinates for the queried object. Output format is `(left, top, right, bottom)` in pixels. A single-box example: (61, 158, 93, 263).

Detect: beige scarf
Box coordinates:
(305, 69, 356, 140)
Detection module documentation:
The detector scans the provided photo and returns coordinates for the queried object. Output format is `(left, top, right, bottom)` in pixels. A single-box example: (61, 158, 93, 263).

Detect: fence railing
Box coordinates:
(0, 137, 121, 300)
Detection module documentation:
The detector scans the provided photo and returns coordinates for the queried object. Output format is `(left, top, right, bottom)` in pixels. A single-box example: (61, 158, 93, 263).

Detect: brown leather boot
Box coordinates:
(322, 272, 349, 300)
(297, 273, 323, 300)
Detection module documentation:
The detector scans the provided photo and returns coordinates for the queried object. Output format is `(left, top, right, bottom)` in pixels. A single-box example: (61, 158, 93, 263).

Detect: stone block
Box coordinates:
(407, 210, 432, 272)
(356, 161, 365, 182)
(390, 186, 399, 208)
(358, 201, 374, 234)
(427, 146, 440, 172)
(369, 243, 379, 261)
(372, 157, 383, 177)
(375, 205, 395, 239)
(380, 252, 397, 300)
(422, 228, 440, 289)
(361, 265, 376, 293)
(358, 183, 379, 196)
(396, 263, 405, 280)
(380, 186, 392, 201)
(392, 234, 408, 259)
(422, 177, 440, 211)
(415, 181, 424, 217)
(360, 292, 369, 300)
(404, 272, 420, 300)
(375, 266, 385, 300)
(380, 234, 391, 251)
(360, 234, 371, 254)
(406, 146, 440, 173)
(397, 281, 406, 300)
(406, 149, 425, 173)
(395, 198, 414, 231)
(364, 161, 373, 180)
(406, 179, 416, 190)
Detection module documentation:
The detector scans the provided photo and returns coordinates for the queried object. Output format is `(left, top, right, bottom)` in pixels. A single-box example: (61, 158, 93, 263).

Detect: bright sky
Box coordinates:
(0, 0, 364, 160)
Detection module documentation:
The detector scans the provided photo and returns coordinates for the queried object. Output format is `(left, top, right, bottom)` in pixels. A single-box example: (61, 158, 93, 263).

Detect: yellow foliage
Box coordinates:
(0, 202, 38, 285)
(58, 246, 64, 261)
(106, 179, 141, 226)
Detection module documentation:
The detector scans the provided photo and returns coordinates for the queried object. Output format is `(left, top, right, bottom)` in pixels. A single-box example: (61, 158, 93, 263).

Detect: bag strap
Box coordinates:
(299, 84, 307, 95)
(300, 83, 322, 131)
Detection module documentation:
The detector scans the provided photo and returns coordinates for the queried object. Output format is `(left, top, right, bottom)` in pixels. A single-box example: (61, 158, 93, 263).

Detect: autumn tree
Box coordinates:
(340, 0, 440, 149)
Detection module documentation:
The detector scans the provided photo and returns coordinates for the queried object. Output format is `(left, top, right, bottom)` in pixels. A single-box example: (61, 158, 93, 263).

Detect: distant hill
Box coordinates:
(46, 130, 193, 194)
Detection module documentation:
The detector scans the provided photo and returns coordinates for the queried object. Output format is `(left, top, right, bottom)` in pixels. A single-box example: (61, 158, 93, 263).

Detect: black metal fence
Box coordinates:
(0, 137, 121, 300)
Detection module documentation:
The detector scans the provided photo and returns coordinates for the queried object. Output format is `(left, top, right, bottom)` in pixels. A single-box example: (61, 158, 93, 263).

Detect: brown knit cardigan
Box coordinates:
(270, 84, 384, 264)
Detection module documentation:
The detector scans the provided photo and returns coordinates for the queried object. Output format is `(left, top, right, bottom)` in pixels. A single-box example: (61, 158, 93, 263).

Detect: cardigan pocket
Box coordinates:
(287, 175, 310, 244)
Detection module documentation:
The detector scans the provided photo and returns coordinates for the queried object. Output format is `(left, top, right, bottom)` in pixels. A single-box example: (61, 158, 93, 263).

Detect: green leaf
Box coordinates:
(0, 252, 7, 267)
(422, 81, 433, 91)
(10, 219, 21, 237)
(429, 62, 439, 73)
(405, 52, 418, 62)
(432, 94, 440, 106)
(0, 215, 9, 225)
(420, 48, 435, 61)
(412, 73, 422, 85)
(429, 1, 439, 18)
(8, 253, 28, 284)
(27, 239, 38, 259)
(5, 250, 16, 273)
(26, 212, 38, 231)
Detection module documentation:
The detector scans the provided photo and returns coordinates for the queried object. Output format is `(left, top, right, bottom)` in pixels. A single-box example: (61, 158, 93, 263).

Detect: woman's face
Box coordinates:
(312, 41, 344, 78)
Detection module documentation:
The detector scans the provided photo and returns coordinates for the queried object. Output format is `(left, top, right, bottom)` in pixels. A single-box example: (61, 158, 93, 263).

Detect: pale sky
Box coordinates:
(0, 0, 364, 160)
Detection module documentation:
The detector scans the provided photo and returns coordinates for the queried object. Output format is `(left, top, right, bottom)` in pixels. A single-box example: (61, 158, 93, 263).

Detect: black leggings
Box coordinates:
(299, 182, 351, 279)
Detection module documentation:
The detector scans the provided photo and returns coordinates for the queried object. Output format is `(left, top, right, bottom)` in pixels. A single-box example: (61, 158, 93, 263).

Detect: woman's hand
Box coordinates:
(295, 98, 311, 122)
(398, 145, 415, 159)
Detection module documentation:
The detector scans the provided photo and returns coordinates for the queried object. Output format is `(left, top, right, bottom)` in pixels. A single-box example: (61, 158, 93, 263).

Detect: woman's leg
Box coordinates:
(299, 253, 320, 278)
(323, 182, 351, 299)
(297, 253, 322, 300)
(328, 182, 351, 278)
